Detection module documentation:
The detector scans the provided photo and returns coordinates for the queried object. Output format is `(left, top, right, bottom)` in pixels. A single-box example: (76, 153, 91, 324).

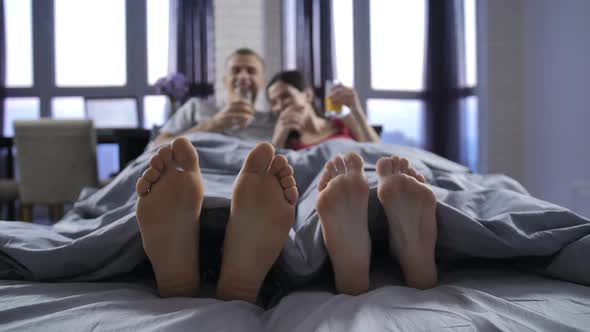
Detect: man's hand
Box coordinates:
(272, 105, 305, 147)
(208, 101, 255, 132)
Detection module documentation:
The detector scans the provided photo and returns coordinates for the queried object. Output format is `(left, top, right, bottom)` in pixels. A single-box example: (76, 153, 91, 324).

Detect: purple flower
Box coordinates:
(155, 73, 189, 100)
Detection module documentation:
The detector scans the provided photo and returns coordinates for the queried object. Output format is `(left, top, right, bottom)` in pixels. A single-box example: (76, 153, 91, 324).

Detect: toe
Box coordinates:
(344, 152, 364, 174)
(391, 156, 401, 173)
(333, 155, 346, 174)
(407, 167, 417, 179)
(318, 170, 331, 192)
(417, 174, 426, 183)
(325, 160, 338, 179)
(268, 155, 289, 176)
(242, 142, 275, 174)
(280, 175, 296, 189)
(142, 167, 161, 184)
(136, 177, 151, 196)
(171, 137, 199, 172)
(399, 158, 409, 174)
(284, 186, 299, 205)
(319, 159, 338, 191)
(149, 154, 165, 172)
(278, 164, 294, 178)
(376, 157, 393, 177)
(157, 145, 174, 168)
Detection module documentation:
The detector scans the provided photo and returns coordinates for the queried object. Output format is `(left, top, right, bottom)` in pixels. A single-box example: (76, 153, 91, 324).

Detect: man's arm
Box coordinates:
(146, 100, 255, 151)
(147, 117, 219, 151)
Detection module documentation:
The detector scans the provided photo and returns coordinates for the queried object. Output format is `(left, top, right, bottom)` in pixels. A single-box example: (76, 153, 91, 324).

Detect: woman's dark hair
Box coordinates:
(266, 70, 307, 93)
(266, 70, 324, 117)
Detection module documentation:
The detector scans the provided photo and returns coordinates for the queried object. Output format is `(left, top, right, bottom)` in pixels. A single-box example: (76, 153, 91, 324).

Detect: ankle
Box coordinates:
(332, 262, 370, 295)
(155, 272, 200, 297)
(400, 257, 438, 290)
(216, 272, 259, 303)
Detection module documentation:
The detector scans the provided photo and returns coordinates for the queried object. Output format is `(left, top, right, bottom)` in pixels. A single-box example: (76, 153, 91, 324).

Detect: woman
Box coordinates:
(266, 70, 380, 149)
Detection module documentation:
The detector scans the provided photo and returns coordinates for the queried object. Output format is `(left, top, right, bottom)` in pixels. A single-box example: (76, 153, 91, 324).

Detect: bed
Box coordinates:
(1, 133, 589, 331)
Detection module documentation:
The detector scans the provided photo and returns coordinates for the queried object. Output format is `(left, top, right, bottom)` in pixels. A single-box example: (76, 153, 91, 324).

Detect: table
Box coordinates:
(95, 128, 152, 170)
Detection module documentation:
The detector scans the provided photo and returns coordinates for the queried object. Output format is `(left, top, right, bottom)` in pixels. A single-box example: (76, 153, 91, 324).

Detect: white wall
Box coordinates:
(523, 0, 590, 216)
(477, 0, 525, 182)
(213, 0, 282, 105)
(478, 0, 590, 217)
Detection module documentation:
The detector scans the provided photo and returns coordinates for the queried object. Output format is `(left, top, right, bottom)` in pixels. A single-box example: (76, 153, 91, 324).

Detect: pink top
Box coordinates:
(287, 119, 354, 150)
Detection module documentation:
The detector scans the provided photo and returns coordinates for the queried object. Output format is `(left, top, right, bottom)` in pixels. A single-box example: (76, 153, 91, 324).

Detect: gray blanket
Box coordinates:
(2, 267, 590, 331)
(1, 133, 589, 289)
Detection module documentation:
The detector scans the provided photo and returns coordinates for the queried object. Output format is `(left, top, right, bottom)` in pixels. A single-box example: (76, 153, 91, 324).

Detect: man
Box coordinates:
(150, 48, 275, 148)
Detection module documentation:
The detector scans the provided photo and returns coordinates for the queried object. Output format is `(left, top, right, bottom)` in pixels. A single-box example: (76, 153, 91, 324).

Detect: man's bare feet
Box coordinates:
(217, 143, 298, 303)
(316, 153, 371, 295)
(376, 156, 437, 289)
(135, 137, 203, 297)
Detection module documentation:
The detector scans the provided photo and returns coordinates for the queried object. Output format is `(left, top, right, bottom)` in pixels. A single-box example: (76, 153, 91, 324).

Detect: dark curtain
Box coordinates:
(172, 0, 214, 98)
(0, 0, 5, 135)
(425, 0, 462, 162)
(286, 0, 333, 108)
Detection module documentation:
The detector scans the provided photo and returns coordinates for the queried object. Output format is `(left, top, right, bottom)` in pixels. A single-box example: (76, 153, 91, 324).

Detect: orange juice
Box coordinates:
(325, 95, 342, 114)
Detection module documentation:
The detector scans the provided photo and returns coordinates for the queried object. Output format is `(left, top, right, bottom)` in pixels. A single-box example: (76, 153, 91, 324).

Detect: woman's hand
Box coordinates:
(328, 84, 362, 113)
(328, 84, 381, 143)
(272, 105, 306, 148)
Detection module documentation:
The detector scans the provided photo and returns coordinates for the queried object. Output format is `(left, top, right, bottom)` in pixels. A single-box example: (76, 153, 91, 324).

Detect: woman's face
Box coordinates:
(267, 81, 312, 116)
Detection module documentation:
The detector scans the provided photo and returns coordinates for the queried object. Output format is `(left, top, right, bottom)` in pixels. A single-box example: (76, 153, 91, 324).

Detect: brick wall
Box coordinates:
(213, 0, 282, 108)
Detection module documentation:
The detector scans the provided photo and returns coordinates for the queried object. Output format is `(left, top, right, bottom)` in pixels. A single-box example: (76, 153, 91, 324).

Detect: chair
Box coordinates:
(13, 120, 99, 222)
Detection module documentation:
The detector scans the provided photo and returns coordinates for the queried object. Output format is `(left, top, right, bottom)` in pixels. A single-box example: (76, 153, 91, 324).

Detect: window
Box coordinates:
(144, 95, 168, 129)
(2, 0, 172, 136)
(4, 0, 33, 87)
(369, 0, 426, 91)
(51, 97, 85, 119)
(332, 0, 354, 87)
(3, 0, 174, 181)
(3, 98, 40, 137)
(54, 0, 127, 87)
(367, 99, 426, 147)
(331, 0, 479, 168)
(147, 0, 170, 84)
(333, 0, 429, 148)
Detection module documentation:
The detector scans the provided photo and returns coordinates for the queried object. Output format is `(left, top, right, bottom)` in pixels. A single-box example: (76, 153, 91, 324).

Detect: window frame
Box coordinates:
(352, 0, 477, 110)
(352, 0, 478, 164)
(3, 0, 156, 131)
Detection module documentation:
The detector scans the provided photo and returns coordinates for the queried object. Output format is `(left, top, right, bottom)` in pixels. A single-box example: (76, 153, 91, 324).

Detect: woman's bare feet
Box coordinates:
(316, 153, 371, 295)
(135, 137, 203, 297)
(376, 156, 437, 289)
(217, 143, 298, 303)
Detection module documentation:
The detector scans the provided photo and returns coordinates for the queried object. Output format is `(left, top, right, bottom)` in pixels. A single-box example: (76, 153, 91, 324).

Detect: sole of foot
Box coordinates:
(136, 137, 203, 297)
(376, 155, 437, 289)
(316, 152, 371, 295)
(216, 142, 298, 303)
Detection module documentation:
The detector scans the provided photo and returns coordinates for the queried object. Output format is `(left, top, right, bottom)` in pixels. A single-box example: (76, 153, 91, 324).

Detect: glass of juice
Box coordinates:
(324, 80, 350, 118)
(230, 85, 254, 130)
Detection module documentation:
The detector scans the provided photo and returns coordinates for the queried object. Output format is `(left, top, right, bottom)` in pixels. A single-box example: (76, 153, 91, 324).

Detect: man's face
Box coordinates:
(224, 54, 264, 103)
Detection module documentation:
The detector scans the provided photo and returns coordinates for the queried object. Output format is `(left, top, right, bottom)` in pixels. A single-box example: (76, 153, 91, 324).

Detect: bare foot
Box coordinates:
(217, 143, 298, 303)
(376, 156, 437, 289)
(316, 153, 371, 295)
(136, 137, 203, 297)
